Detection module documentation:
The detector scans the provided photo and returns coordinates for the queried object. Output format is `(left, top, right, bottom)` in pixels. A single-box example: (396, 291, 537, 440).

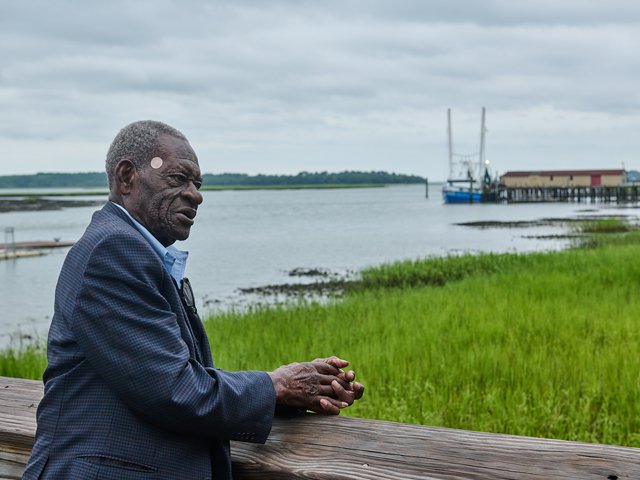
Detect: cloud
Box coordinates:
(1, 1, 640, 179)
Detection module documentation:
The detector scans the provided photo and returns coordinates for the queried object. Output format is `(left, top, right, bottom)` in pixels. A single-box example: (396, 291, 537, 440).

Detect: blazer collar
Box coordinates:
(103, 200, 136, 228)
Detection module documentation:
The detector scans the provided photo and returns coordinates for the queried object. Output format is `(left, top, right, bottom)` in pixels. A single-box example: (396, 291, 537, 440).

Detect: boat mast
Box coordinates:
(447, 108, 453, 180)
(478, 106, 486, 183)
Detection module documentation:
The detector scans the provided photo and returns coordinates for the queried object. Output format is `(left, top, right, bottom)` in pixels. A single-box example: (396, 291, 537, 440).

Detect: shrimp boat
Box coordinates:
(442, 183, 483, 203)
(442, 107, 495, 204)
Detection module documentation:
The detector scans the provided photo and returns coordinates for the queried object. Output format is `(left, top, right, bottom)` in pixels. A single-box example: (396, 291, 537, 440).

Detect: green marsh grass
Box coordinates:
(3, 218, 640, 446)
(578, 217, 631, 234)
(204, 232, 640, 446)
(0, 343, 47, 380)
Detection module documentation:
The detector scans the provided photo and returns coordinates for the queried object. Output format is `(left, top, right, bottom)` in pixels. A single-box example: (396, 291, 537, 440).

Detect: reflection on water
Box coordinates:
(1, 185, 638, 347)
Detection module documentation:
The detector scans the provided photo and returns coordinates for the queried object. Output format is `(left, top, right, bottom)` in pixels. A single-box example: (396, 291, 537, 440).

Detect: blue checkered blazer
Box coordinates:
(23, 202, 276, 480)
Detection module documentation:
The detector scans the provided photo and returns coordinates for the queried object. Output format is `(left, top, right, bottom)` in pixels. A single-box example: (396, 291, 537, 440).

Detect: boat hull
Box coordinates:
(442, 187, 483, 204)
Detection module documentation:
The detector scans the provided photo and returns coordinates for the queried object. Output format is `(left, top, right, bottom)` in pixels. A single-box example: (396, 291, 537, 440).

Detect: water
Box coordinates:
(1, 184, 638, 347)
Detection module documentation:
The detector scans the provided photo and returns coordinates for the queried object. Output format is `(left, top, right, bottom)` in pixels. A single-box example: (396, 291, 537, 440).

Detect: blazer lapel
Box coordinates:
(171, 278, 214, 367)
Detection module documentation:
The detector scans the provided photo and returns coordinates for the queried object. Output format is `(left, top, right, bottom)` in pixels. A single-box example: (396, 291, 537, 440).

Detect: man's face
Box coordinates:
(128, 134, 204, 246)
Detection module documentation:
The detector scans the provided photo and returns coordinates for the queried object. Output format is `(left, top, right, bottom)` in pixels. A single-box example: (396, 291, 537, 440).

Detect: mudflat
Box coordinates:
(0, 198, 105, 213)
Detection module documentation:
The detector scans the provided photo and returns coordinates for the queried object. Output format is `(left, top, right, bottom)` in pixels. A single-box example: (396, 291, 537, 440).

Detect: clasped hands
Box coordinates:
(268, 356, 364, 415)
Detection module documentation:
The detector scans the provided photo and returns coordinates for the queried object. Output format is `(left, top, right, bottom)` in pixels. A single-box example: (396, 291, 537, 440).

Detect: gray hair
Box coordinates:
(105, 120, 187, 190)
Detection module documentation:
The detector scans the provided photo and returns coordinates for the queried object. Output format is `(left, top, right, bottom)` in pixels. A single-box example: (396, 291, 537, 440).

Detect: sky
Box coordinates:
(1, 1, 639, 181)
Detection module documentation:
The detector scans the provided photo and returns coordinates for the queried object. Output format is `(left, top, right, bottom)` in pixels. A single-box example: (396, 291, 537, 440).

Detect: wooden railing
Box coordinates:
(2, 375, 640, 479)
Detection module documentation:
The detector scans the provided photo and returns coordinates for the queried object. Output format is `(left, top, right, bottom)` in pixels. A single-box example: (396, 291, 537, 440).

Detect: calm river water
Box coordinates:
(1, 184, 638, 347)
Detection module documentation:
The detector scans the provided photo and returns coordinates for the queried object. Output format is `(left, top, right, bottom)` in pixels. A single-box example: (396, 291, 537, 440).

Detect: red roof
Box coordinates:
(501, 169, 624, 177)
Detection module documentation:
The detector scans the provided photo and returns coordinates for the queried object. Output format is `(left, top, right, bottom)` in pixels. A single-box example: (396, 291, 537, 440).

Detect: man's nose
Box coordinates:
(183, 182, 204, 205)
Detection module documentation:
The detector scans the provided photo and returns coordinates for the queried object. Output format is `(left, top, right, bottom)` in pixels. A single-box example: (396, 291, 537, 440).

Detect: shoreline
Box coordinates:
(0, 185, 393, 212)
(0, 183, 394, 199)
(0, 198, 106, 213)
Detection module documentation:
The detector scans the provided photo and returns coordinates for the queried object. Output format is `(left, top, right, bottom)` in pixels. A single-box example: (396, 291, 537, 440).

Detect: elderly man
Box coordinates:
(23, 120, 363, 480)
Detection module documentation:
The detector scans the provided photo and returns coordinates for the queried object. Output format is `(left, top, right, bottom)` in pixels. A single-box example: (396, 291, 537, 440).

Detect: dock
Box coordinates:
(0, 240, 74, 250)
(497, 170, 640, 203)
(0, 250, 45, 260)
(2, 375, 640, 479)
(0, 240, 73, 261)
(502, 186, 640, 203)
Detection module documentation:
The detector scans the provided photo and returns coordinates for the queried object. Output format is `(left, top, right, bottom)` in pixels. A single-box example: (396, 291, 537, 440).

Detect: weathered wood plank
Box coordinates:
(232, 415, 639, 479)
(0, 443, 31, 480)
(0, 378, 41, 451)
(2, 376, 639, 479)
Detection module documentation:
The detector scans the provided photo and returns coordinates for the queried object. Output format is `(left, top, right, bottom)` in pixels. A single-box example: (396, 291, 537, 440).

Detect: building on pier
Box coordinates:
(497, 169, 640, 203)
(500, 169, 625, 189)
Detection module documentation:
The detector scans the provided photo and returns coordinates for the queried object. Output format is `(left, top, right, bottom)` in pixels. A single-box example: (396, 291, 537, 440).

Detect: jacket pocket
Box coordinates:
(74, 454, 158, 479)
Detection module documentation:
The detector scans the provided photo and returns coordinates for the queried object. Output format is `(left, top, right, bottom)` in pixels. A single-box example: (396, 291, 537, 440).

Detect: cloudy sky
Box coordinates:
(1, 1, 639, 181)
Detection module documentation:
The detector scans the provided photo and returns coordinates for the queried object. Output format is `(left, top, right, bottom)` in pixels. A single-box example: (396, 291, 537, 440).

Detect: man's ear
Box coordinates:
(115, 160, 137, 195)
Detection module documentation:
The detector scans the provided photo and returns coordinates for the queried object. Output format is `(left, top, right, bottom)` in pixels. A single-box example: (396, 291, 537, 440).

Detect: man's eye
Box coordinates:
(194, 181, 202, 190)
(172, 174, 187, 183)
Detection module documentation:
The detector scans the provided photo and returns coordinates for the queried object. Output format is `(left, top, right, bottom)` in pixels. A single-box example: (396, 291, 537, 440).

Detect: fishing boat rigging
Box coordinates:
(442, 107, 496, 203)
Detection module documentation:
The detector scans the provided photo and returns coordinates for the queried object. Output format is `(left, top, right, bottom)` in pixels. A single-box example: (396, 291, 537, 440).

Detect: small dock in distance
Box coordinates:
(0, 250, 45, 260)
(0, 240, 74, 250)
(0, 240, 74, 260)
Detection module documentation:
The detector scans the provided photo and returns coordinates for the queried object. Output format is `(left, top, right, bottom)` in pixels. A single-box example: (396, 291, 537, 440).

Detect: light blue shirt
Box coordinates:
(111, 202, 189, 285)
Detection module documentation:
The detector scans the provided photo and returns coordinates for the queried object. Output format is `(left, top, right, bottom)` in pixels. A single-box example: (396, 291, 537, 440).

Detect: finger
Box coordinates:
(317, 398, 340, 415)
(317, 397, 347, 415)
(315, 356, 349, 369)
(312, 362, 341, 376)
(318, 384, 340, 398)
(352, 382, 365, 400)
(331, 379, 356, 405)
(318, 374, 350, 391)
(337, 370, 355, 383)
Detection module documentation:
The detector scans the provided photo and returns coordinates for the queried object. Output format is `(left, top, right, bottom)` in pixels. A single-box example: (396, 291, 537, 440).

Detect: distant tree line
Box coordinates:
(0, 172, 108, 188)
(0, 170, 424, 188)
(201, 171, 425, 186)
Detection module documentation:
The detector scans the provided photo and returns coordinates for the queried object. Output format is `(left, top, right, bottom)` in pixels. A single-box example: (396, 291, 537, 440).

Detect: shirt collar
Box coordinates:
(111, 202, 189, 284)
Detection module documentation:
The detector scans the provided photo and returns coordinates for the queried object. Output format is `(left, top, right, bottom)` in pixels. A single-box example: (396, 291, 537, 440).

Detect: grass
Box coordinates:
(203, 242, 640, 446)
(577, 217, 631, 234)
(0, 343, 47, 379)
(3, 217, 640, 446)
(202, 220, 640, 447)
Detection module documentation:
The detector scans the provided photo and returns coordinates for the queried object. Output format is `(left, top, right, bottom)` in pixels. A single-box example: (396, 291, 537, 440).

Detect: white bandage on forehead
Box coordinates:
(150, 157, 163, 169)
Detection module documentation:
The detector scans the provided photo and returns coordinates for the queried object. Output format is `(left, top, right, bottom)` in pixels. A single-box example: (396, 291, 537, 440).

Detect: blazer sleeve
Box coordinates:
(71, 231, 275, 443)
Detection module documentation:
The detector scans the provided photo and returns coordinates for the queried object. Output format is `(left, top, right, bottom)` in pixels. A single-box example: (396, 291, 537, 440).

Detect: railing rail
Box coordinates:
(2, 376, 639, 479)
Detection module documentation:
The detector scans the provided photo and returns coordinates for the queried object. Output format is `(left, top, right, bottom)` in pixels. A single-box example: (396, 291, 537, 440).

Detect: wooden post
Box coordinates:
(425, 178, 429, 199)
(3, 376, 640, 479)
